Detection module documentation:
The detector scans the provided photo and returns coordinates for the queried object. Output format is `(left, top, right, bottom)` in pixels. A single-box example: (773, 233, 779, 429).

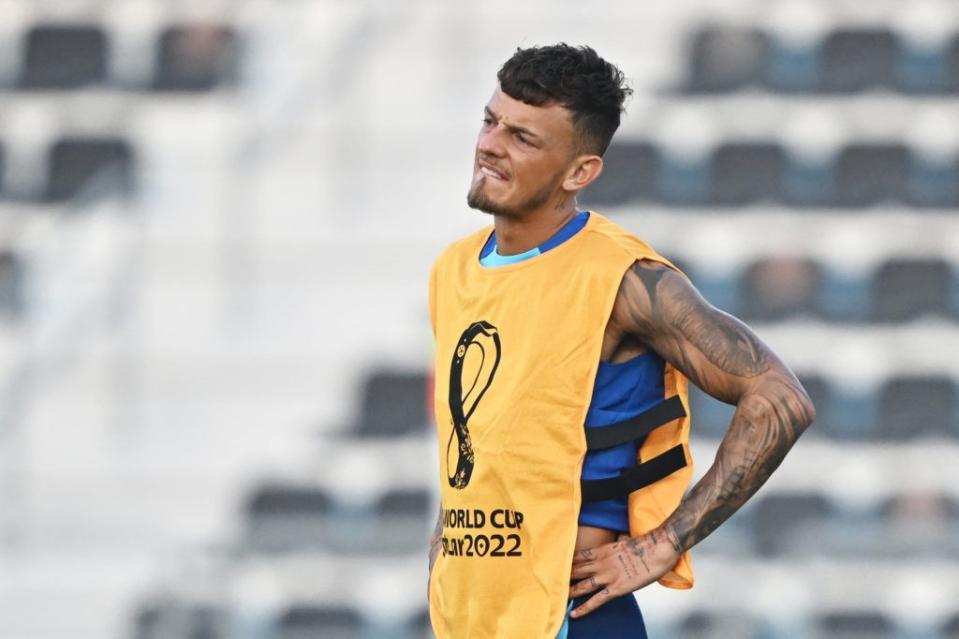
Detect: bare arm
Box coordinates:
(569, 260, 815, 617)
(617, 260, 816, 553)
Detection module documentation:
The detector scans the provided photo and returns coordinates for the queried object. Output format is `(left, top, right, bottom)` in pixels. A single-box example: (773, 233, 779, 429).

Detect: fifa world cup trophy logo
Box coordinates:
(447, 321, 501, 489)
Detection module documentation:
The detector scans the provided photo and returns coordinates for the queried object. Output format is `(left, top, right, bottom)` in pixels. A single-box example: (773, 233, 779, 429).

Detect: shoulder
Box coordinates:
(583, 211, 688, 277)
(431, 225, 493, 272)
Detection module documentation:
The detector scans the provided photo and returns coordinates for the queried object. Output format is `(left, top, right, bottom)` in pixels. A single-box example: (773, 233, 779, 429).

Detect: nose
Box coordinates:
(477, 122, 506, 158)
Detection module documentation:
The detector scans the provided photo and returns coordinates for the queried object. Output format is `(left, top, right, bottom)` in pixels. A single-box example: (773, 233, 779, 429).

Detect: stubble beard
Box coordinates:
(466, 174, 560, 219)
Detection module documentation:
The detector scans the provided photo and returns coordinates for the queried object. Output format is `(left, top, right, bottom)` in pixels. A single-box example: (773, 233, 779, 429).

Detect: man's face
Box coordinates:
(467, 87, 579, 218)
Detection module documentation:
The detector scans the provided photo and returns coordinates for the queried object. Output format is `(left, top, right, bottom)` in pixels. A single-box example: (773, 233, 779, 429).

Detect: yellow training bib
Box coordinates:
(428, 211, 695, 639)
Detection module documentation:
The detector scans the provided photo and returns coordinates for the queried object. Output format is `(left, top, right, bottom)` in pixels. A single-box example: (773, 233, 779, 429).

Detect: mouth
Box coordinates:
(477, 160, 509, 181)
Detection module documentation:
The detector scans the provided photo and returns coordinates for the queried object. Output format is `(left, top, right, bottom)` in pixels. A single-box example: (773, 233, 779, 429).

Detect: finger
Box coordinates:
(570, 585, 614, 619)
(568, 574, 605, 599)
(569, 561, 597, 580)
(571, 547, 595, 565)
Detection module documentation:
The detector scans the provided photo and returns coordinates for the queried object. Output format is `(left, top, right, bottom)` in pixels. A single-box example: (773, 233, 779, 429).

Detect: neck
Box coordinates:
(493, 197, 578, 256)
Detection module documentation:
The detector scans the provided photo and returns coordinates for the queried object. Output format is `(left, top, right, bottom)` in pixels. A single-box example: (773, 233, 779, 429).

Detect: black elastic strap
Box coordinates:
(585, 395, 686, 451)
(580, 444, 688, 503)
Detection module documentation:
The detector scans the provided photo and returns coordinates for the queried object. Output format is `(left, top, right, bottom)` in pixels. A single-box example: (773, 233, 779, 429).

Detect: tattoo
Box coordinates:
(663, 384, 812, 552)
(616, 260, 816, 554)
(617, 554, 636, 579)
(624, 538, 650, 572)
(624, 262, 771, 400)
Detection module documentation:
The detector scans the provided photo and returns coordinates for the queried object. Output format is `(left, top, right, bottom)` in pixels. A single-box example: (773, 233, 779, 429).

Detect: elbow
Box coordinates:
(791, 382, 817, 432)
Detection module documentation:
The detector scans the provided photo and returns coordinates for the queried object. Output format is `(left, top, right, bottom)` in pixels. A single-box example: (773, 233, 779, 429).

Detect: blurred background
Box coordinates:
(0, 0, 956, 638)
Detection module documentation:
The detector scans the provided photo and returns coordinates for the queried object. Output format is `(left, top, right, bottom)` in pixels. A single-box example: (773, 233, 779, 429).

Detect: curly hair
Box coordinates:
(497, 43, 632, 156)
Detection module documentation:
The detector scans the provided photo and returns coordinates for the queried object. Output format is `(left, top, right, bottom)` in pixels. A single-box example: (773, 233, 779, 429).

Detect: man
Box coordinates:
(426, 44, 815, 639)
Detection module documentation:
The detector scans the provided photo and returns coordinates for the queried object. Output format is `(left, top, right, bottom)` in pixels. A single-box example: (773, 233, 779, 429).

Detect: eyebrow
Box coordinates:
(485, 106, 542, 141)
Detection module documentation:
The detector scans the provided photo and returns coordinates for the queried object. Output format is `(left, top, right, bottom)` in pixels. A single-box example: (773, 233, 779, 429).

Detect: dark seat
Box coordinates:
(45, 138, 135, 203)
(132, 600, 225, 639)
(276, 605, 363, 639)
(0, 142, 6, 196)
(871, 259, 952, 322)
(876, 376, 956, 439)
(943, 612, 959, 638)
(584, 142, 657, 205)
(355, 369, 429, 436)
(377, 487, 431, 518)
(754, 492, 832, 556)
(712, 143, 785, 205)
(244, 484, 334, 553)
(0, 251, 23, 319)
(678, 611, 759, 638)
(815, 611, 894, 638)
(408, 608, 433, 639)
(20, 25, 108, 89)
(684, 28, 768, 93)
(372, 487, 432, 554)
(153, 26, 238, 91)
(835, 144, 908, 207)
(950, 34, 959, 93)
(739, 257, 821, 320)
(821, 30, 897, 92)
(247, 484, 333, 517)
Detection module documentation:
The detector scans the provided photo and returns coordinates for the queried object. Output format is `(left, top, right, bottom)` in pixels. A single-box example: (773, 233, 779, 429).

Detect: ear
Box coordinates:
(562, 155, 604, 192)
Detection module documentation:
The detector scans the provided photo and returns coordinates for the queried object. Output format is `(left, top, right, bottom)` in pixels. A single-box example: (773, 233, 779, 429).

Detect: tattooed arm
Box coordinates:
(569, 259, 815, 617)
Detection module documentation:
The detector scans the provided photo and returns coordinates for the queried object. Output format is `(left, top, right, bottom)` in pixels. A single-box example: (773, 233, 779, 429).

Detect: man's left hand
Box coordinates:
(568, 528, 679, 618)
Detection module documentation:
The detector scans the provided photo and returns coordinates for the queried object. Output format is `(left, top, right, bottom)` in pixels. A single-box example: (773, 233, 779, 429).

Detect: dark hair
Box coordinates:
(497, 43, 631, 155)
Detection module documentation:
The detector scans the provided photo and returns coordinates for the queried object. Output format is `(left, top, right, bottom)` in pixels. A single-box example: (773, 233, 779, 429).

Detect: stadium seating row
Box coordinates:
(132, 596, 959, 639)
(686, 257, 959, 323)
(0, 24, 238, 91)
(587, 141, 959, 208)
(684, 27, 959, 95)
(339, 369, 959, 442)
(693, 376, 959, 441)
(0, 137, 133, 203)
(238, 478, 958, 561)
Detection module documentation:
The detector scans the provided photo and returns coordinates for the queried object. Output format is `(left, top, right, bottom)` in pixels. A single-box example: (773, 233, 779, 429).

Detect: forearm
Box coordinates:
(661, 378, 815, 554)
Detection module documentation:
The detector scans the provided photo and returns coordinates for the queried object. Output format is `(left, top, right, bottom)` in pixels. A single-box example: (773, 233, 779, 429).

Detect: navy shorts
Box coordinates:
(557, 593, 648, 639)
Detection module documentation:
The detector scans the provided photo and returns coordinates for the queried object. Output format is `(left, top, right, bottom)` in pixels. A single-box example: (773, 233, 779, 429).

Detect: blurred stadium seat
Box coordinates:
(354, 369, 429, 437)
(685, 27, 768, 93)
(712, 142, 785, 206)
(243, 483, 334, 554)
(20, 25, 108, 89)
(44, 137, 135, 203)
(877, 376, 957, 440)
(821, 30, 898, 93)
(834, 144, 909, 207)
(814, 611, 894, 639)
(871, 259, 953, 322)
(275, 605, 364, 639)
(753, 492, 832, 557)
(153, 26, 239, 92)
(677, 610, 760, 639)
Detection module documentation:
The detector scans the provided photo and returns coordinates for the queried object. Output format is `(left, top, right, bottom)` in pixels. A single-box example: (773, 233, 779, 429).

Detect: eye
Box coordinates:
(481, 116, 493, 126)
(516, 133, 533, 146)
